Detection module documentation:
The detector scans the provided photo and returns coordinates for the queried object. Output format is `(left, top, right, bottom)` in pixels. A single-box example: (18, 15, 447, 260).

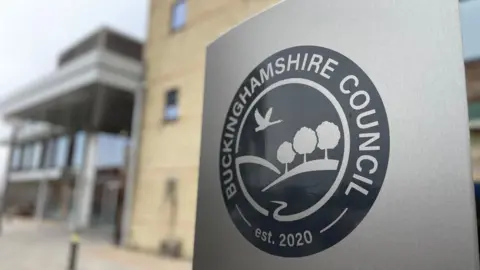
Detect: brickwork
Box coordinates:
(129, 0, 280, 258)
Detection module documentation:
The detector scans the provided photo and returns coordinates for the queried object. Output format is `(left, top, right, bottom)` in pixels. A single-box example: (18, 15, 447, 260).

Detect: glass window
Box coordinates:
(32, 141, 43, 169)
(55, 136, 69, 168)
(73, 132, 86, 168)
(39, 140, 49, 168)
(43, 138, 57, 168)
(164, 89, 179, 121)
(96, 134, 129, 168)
(21, 143, 34, 170)
(11, 145, 23, 171)
(171, 0, 187, 31)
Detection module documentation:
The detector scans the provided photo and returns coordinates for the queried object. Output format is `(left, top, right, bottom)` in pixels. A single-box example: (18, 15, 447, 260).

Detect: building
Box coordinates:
(465, 0, 480, 183)
(1, 0, 480, 260)
(126, 0, 283, 258)
(0, 28, 143, 239)
(126, 0, 480, 259)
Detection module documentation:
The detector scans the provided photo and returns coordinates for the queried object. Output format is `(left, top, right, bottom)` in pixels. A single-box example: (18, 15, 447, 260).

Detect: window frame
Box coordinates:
(170, 0, 187, 33)
(163, 88, 180, 122)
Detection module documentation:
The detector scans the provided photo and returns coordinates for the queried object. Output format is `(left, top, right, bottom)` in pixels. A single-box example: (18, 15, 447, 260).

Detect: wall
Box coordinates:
(129, 0, 280, 258)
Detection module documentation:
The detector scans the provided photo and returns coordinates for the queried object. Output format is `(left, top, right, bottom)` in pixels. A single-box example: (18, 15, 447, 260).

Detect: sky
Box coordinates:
(0, 0, 149, 188)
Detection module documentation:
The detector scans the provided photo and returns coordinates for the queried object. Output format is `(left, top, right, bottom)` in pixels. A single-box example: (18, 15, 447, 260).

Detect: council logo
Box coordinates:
(219, 46, 390, 257)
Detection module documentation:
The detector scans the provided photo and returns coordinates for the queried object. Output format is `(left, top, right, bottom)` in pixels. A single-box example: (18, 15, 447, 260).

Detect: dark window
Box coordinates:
(164, 89, 179, 121)
(39, 139, 49, 168)
(105, 32, 143, 61)
(171, 0, 187, 32)
(58, 33, 100, 66)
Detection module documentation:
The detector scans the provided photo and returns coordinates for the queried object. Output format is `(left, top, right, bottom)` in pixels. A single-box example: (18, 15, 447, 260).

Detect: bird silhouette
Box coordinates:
(254, 107, 282, 132)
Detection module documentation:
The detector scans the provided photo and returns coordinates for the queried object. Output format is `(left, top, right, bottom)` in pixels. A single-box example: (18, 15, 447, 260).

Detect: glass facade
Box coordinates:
(32, 141, 43, 169)
(21, 143, 34, 170)
(43, 138, 57, 168)
(9, 132, 129, 172)
(73, 131, 86, 168)
(11, 146, 22, 171)
(54, 136, 69, 168)
(96, 134, 129, 167)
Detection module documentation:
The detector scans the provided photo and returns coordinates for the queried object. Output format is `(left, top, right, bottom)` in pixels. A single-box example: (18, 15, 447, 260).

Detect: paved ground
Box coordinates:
(0, 219, 192, 270)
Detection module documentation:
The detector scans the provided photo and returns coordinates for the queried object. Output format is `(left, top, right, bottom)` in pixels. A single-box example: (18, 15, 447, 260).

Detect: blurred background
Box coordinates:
(0, 0, 479, 269)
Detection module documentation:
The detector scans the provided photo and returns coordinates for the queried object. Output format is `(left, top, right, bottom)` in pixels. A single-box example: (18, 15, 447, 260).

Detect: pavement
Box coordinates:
(0, 218, 192, 270)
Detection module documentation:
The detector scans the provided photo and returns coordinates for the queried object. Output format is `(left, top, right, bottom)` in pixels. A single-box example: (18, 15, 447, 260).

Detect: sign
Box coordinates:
(194, 0, 479, 269)
(218, 45, 390, 257)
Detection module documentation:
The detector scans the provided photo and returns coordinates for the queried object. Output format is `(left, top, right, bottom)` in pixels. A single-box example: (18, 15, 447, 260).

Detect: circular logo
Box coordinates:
(219, 46, 389, 257)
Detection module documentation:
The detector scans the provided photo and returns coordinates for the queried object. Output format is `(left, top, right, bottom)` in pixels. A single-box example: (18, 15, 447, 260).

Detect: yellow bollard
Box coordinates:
(68, 232, 80, 270)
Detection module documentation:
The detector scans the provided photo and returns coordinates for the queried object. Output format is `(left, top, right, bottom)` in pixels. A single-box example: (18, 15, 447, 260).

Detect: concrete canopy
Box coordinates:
(0, 49, 142, 134)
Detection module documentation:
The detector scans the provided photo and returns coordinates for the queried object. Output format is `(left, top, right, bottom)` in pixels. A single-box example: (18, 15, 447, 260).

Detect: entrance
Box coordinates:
(90, 168, 125, 244)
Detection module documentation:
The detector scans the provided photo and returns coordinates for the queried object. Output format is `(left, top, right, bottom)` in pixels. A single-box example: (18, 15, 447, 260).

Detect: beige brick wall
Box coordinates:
(129, 0, 280, 258)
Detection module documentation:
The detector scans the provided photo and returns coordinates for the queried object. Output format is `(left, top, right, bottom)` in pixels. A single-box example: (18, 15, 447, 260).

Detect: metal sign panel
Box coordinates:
(194, 0, 479, 269)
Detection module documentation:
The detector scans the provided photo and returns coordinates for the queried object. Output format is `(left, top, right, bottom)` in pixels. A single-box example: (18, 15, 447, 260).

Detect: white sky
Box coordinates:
(0, 0, 149, 188)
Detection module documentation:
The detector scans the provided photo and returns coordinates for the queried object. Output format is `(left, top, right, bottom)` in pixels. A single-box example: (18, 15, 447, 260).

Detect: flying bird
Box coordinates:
(254, 107, 282, 132)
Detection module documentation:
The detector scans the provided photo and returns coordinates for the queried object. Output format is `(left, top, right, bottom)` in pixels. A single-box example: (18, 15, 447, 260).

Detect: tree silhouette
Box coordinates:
(316, 121, 341, 160)
(277, 141, 296, 173)
(293, 127, 317, 163)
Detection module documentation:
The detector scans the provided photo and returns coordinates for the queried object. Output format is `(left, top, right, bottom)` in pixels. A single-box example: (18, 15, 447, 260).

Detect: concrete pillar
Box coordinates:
(121, 86, 145, 245)
(0, 125, 20, 235)
(72, 133, 97, 230)
(35, 180, 49, 222)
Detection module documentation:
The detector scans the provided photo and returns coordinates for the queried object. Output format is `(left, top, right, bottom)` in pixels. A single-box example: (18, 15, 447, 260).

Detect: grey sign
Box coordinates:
(194, 0, 479, 269)
(218, 45, 389, 257)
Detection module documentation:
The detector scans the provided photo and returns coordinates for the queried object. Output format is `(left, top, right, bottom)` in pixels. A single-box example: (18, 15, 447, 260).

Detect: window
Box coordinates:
(171, 0, 187, 32)
(73, 132, 86, 168)
(97, 134, 129, 168)
(54, 136, 70, 168)
(39, 139, 49, 168)
(43, 138, 57, 168)
(11, 145, 23, 171)
(164, 89, 179, 121)
(32, 141, 43, 169)
(21, 143, 34, 170)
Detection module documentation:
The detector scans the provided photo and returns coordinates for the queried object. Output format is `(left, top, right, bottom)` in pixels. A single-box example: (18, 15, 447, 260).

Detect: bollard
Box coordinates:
(68, 232, 80, 270)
